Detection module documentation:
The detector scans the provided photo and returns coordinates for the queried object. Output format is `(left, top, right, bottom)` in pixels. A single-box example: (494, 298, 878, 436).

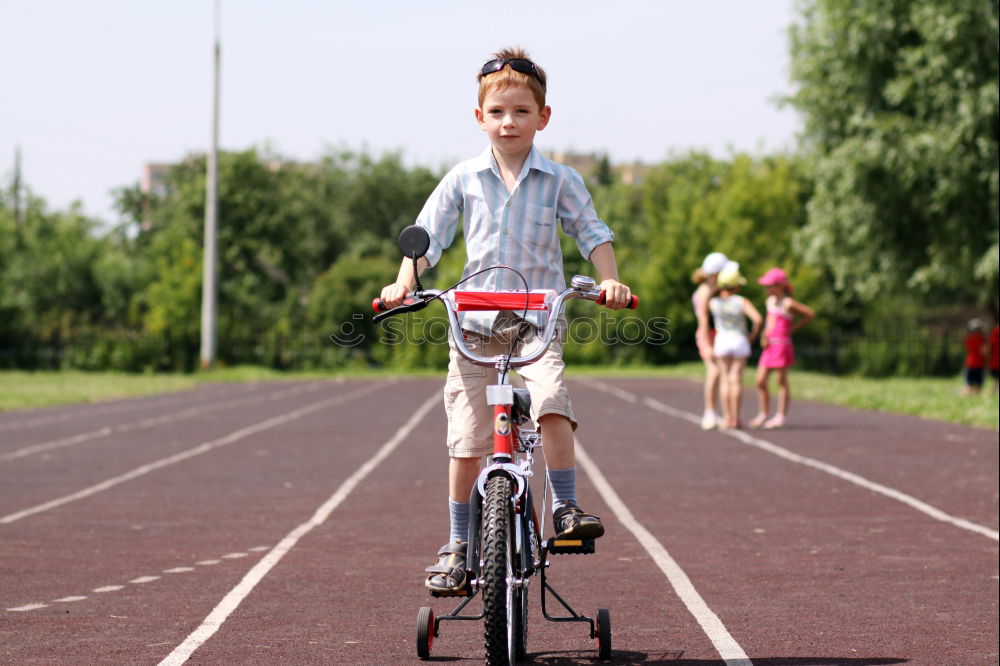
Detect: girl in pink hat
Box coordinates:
(750, 268, 814, 429)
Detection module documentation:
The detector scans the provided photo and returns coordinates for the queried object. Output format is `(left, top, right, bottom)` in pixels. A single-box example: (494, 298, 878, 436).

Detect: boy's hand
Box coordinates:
(379, 282, 410, 309)
(599, 279, 633, 310)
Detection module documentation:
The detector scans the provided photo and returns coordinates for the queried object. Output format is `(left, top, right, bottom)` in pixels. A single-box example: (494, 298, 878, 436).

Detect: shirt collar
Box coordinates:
(473, 145, 556, 180)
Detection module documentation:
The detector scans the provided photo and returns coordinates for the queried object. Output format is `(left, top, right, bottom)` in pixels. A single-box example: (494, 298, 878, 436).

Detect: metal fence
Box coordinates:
(0, 330, 967, 378)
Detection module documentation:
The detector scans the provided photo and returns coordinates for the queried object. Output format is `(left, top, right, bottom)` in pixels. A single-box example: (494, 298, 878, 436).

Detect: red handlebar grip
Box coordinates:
(598, 291, 639, 309)
(372, 298, 388, 313)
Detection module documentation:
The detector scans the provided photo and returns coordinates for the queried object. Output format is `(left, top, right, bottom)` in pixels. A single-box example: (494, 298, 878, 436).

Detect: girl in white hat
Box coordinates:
(692, 252, 728, 429)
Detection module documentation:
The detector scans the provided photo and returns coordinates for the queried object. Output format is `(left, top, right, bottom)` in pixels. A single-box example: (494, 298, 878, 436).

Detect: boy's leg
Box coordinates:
(516, 327, 604, 539)
(540, 414, 604, 539)
(538, 413, 574, 468)
(425, 458, 483, 595)
(448, 456, 481, 541)
(425, 331, 495, 596)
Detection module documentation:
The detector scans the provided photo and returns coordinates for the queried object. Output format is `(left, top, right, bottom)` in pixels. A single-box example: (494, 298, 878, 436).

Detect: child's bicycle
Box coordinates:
(373, 226, 637, 665)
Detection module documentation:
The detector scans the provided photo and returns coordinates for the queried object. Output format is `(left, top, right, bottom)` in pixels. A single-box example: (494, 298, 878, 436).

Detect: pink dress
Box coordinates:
(759, 297, 795, 368)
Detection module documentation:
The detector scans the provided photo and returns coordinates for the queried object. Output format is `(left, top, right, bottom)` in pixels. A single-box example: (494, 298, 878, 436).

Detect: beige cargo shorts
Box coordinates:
(443, 317, 576, 458)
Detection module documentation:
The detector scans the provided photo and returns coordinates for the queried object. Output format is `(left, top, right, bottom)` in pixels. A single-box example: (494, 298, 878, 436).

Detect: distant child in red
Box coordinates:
(963, 319, 987, 395)
(988, 323, 999, 394)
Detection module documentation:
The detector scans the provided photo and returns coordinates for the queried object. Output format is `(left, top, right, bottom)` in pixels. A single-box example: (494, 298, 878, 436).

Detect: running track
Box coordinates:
(0, 377, 996, 665)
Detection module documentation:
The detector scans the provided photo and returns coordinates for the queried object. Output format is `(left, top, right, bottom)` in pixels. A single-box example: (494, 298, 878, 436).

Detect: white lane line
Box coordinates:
(0, 382, 329, 464)
(220, 553, 247, 559)
(0, 427, 114, 463)
(93, 585, 125, 593)
(157, 392, 439, 666)
(0, 382, 384, 525)
(575, 436, 753, 666)
(0, 392, 216, 433)
(196, 560, 221, 566)
(7, 545, 277, 613)
(583, 379, 1000, 543)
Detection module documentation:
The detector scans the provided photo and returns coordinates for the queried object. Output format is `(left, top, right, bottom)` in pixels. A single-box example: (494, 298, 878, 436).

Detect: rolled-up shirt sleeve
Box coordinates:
(415, 167, 464, 267)
(557, 167, 614, 260)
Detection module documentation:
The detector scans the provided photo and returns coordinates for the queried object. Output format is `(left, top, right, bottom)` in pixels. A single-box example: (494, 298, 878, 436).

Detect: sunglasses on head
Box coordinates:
(480, 58, 546, 90)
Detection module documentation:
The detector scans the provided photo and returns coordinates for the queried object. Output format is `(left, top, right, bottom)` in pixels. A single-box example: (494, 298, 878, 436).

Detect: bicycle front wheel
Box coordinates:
(481, 474, 513, 666)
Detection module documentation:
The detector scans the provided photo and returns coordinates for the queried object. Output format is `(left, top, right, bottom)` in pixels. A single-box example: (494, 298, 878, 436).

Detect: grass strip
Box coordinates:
(568, 362, 998, 429)
(0, 371, 198, 411)
(1, 365, 996, 429)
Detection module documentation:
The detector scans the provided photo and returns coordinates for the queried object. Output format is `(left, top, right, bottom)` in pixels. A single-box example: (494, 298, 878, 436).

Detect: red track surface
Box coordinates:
(1, 377, 996, 665)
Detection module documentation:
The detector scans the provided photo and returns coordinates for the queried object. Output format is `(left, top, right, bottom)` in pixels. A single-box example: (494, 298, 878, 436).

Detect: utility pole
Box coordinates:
(12, 145, 22, 231)
(200, 0, 221, 370)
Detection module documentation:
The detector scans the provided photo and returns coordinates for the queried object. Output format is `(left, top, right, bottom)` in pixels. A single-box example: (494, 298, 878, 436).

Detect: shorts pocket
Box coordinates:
(452, 333, 487, 378)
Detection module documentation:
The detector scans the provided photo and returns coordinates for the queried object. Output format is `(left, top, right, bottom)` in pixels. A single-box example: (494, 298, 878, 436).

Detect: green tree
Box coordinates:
(113, 147, 441, 369)
(787, 0, 999, 305)
(0, 192, 116, 367)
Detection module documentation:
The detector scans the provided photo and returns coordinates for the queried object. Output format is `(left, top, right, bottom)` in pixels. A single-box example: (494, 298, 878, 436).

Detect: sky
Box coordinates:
(1, 0, 801, 225)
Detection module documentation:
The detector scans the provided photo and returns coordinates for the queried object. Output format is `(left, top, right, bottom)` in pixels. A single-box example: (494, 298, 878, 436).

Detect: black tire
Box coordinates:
(416, 606, 434, 659)
(513, 585, 527, 661)
(513, 508, 538, 661)
(596, 608, 611, 660)
(482, 474, 512, 665)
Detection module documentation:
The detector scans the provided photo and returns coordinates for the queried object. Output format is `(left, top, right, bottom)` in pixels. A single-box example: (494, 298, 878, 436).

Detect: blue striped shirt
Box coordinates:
(417, 145, 614, 332)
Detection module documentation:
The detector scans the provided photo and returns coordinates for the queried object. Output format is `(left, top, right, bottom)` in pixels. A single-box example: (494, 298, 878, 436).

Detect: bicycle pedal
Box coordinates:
(546, 537, 596, 555)
(427, 586, 471, 599)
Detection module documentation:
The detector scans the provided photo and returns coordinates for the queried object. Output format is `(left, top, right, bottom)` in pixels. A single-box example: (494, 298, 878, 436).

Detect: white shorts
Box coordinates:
(713, 330, 750, 359)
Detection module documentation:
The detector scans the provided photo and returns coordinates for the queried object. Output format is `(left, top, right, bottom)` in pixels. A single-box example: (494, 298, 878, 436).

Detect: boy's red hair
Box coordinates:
(477, 46, 547, 108)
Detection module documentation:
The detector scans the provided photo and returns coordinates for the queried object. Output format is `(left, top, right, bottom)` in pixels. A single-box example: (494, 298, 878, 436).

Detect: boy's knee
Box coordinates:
(537, 412, 572, 429)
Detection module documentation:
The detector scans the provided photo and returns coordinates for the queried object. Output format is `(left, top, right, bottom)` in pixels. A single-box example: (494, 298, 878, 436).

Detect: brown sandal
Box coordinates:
(424, 541, 469, 596)
(553, 502, 605, 540)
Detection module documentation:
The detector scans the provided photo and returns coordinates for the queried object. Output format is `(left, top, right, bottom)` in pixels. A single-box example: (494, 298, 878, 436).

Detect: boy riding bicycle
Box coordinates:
(379, 47, 633, 597)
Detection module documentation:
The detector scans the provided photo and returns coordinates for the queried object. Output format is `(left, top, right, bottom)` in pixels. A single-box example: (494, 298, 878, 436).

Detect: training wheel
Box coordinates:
(416, 606, 434, 659)
(596, 608, 611, 659)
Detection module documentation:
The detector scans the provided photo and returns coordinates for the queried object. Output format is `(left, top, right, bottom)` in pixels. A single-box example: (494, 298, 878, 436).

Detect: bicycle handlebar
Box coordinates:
(597, 291, 639, 309)
(371, 295, 431, 321)
(373, 288, 637, 317)
(372, 279, 638, 369)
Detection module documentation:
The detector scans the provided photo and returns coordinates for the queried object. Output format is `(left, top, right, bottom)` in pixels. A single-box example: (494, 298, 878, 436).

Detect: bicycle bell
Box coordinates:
(570, 275, 597, 291)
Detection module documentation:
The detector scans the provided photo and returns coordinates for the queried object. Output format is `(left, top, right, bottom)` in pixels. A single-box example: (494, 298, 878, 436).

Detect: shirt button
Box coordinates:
(505, 201, 511, 208)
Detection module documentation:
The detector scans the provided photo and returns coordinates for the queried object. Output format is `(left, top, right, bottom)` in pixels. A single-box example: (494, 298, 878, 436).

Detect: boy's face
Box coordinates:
(475, 85, 551, 162)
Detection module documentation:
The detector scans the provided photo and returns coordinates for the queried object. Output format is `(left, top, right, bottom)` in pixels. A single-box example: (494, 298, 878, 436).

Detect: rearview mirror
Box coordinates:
(398, 225, 430, 259)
